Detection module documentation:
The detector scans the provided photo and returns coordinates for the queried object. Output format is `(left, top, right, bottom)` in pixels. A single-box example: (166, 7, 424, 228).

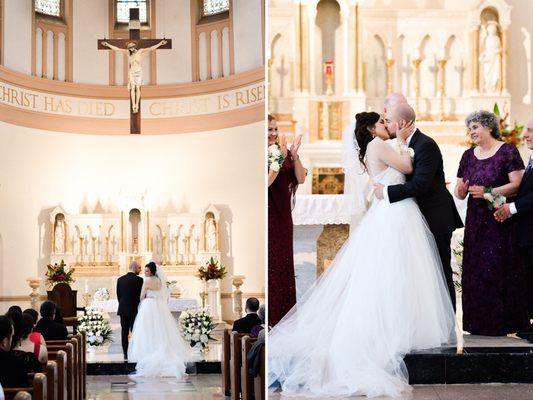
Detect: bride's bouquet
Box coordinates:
(483, 187, 506, 210)
(77, 308, 112, 347)
(268, 144, 285, 172)
(179, 308, 215, 349)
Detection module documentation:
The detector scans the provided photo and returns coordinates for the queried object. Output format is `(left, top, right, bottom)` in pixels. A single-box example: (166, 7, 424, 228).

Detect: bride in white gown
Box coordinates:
(128, 262, 194, 378)
(268, 111, 456, 398)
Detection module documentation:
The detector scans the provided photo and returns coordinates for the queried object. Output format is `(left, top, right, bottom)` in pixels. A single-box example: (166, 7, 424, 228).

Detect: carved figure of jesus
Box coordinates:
(101, 39, 167, 113)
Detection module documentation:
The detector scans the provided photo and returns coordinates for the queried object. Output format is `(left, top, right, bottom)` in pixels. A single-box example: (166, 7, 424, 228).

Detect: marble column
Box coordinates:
(469, 25, 480, 94)
(386, 58, 395, 94)
(308, 5, 317, 95)
(437, 59, 447, 121)
(411, 58, 422, 115)
(501, 28, 509, 94)
(342, 9, 350, 95)
(296, 2, 310, 93)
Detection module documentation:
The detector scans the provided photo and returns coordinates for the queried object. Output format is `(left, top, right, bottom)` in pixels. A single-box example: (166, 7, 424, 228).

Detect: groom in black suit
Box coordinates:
(375, 103, 463, 310)
(117, 261, 144, 360)
(495, 120, 533, 335)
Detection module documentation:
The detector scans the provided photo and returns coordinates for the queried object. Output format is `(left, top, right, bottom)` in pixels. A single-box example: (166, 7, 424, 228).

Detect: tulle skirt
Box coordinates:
(268, 197, 456, 398)
(128, 298, 194, 378)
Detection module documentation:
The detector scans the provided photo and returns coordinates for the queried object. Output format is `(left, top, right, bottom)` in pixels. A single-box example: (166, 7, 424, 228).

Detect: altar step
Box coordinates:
(87, 359, 221, 375)
(406, 346, 533, 384)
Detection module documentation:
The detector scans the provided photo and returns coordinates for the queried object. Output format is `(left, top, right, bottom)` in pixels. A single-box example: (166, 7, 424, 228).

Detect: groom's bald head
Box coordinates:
(385, 103, 416, 137)
(129, 261, 141, 275)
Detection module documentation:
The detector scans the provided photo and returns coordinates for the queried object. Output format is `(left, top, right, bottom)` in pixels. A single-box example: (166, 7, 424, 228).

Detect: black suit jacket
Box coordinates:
(117, 272, 144, 317)
(34, 317, 68, 341)
(388, 129, 463, 236)
(232, 313, 262, 334)
(516, 165, 533, 247)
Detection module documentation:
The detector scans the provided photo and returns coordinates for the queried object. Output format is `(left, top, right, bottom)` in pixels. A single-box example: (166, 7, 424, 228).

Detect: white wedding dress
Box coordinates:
(128, 268, 194, 378)
(268, 137, 456, 398)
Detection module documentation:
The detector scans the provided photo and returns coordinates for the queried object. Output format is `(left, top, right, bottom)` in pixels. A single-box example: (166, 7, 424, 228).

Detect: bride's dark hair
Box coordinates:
(354, 111, 380, 170)
(146, 261, 157, 277)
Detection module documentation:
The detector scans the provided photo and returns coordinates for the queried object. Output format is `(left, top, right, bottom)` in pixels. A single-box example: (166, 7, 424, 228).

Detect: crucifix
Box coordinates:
(97, 8, 172, 134)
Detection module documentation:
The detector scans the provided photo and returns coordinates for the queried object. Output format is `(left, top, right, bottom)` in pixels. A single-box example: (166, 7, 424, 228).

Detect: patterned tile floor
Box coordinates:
(269, 384, 533, 400)
(87, 374, 223, 399)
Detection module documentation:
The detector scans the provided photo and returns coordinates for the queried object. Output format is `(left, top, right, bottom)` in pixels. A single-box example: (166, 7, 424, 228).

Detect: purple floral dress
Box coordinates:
(457, 143, 528, 336)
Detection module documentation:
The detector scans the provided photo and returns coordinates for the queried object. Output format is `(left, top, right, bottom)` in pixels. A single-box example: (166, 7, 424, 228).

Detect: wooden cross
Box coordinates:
(98, 8, 172, 134)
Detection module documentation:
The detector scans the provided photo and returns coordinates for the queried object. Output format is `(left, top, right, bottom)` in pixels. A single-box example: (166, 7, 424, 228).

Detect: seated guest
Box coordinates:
(250, 304, 265, 338)
(232, 298, 261, 333)
(53, 307, 64, 325)
(15, 314, 48, 364)
(5, 311, 23, 351)
(7, 306, 22, 315)
(34, 301, 68, 341)
(22, 309, 45, 347)
(0, 316, 29, 388)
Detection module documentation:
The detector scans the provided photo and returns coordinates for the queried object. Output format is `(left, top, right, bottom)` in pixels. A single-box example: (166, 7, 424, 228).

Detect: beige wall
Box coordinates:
(233, 0, 264, 74)
(3, 0, 32, 75)
(0, 120, 265, 304)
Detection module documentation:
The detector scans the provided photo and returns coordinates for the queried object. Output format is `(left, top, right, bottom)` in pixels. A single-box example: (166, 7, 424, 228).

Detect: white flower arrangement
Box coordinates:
(93, 287, 110, 301)
(393, 141, 415, 159)
(77, 308, 112, 347)
(483, 187, 506, 210)
(178, 308, 215, 349)
(268, 144, 285, 172)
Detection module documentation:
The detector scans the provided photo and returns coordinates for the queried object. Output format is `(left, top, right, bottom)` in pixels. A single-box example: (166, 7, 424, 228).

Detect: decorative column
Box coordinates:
(437, 58, 448, 121)
(501, 27, 509, 94)
(341, 9, 350, 95)
(308, 5, 317, 95)
(356, 3, 364, 93)
(350, 4, 357, 93)
(297, 1, 310, 93)
(411, 52, 422, 115)
(469, 25, 480, 94)
(385, 46, 395, 94)
(231, 275, 245, 319)
(120, 211, 125, 252)
(27, 278, 41, 311)
(207, 279, 221, 321)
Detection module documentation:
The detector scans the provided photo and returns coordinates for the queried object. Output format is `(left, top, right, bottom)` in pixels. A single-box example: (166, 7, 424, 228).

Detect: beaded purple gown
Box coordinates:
(457, 143, 528, 336)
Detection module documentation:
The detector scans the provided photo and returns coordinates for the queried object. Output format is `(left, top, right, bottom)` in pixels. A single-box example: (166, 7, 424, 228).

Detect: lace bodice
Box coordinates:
(365, 138, 410, 185)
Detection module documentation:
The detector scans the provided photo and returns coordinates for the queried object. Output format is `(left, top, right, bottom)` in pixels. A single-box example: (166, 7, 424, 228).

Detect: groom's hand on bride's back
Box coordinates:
(374, 183, 385, 200)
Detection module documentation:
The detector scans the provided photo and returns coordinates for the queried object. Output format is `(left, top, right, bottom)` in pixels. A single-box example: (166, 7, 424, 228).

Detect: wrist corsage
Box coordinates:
(483, 187, 506, 210)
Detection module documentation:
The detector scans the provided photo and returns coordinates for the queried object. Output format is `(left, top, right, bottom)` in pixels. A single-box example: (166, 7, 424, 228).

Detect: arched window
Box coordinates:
(35, 0, 62, 17)
(116, 0, 148, 23)
(202, 0, 229, 17)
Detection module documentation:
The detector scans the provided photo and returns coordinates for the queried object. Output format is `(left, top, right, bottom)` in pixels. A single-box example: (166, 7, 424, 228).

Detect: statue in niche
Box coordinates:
(54, 217, 66, 254)
(479, 21, 502, 94)
(205, 217, 218, 252)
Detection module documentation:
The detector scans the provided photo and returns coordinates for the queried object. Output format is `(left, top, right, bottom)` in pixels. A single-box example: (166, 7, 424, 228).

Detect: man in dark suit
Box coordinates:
(495, 120, 533, 336)
(232, 297, 261, 333)
(0, 316, 29, 388)
(375, 103, 463, 310)
(117, 261, 143, 360)
(34, 300, 68, 340)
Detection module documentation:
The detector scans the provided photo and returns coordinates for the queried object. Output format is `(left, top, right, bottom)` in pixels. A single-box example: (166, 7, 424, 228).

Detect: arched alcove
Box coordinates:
(315, 0, 341, 95)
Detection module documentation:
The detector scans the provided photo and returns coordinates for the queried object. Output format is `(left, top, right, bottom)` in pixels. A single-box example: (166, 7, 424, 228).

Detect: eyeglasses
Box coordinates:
(268, 127, 279, 134)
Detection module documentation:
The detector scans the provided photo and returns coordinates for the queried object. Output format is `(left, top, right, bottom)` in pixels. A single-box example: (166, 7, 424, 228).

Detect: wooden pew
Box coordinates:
(48, 333, 85, 400)
(253, 346, 265, 400)
(47, 342, 74, 400)
(48, 336, 81, 400)
(4, 372, 47, 400)
(229, 332, 246, 400)
(47, 351, 67, 400)
(221, 328, 231, 396)
(45, 361, 58, 400)
(240, 335, 258, 400)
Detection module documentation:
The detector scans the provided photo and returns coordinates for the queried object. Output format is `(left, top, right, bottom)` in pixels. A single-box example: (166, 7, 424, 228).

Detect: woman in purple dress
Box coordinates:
(268, 115, 307, 326)
(455, 110, 527, 336)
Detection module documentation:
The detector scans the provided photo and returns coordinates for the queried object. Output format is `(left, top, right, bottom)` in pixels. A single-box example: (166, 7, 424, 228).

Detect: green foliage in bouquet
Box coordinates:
(198, 257, 227, 281)
(45, 260, 75, 287)
(179, 308, 215, 349)
(77, 308, 112, 347)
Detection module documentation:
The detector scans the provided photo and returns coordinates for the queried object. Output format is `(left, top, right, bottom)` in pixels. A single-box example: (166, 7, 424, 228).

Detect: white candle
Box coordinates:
(413, 48, 421, 60)
(386, 45, 393, 60)
(84, 279, 88, 293)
